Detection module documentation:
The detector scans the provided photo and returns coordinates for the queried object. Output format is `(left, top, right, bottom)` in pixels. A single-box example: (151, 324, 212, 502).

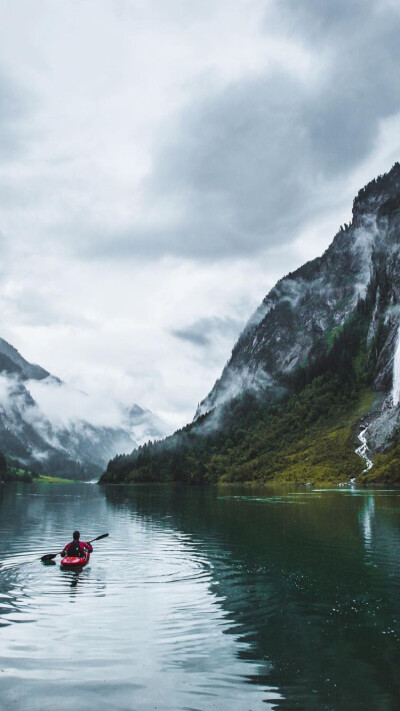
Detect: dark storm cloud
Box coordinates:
(171, 316, 243, 348)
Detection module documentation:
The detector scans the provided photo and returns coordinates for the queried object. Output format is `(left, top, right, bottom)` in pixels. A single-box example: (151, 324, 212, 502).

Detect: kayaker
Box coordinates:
(61, 530, 93, 558)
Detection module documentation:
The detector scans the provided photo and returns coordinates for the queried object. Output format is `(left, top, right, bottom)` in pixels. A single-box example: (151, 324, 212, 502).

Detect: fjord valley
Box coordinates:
(101, 163, 400, 487)
(0, 337, 166, 482)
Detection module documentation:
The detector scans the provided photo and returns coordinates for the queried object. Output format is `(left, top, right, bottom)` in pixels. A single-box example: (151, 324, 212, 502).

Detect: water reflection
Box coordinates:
(360, 495, 375, 553)
(2, 482, 400, 709)
(0, 482, 278, 710)
(104, 485, 400, 711)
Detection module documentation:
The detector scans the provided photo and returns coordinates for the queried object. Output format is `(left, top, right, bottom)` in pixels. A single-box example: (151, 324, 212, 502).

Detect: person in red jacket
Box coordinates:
(61, 530, 93, 558)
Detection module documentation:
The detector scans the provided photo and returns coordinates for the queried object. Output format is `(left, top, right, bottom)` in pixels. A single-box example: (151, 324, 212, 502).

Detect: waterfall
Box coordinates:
(355, 426, 373, 472)
(392, 325, 400, 406)
(353, 322, 400, 475)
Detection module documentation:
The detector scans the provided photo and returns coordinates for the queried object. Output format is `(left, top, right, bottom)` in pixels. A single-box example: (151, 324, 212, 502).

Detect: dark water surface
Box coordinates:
(1, 483, 400, 710)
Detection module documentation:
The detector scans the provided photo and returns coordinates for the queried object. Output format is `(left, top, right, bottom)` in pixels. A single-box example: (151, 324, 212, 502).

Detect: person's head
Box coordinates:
(73, 530, 80, 540)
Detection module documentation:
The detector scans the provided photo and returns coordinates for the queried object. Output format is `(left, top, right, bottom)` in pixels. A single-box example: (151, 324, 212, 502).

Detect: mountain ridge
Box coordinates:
(100, 162, 400, 486)
(196, 163, 400, 419)
(0, 338, 167, 479)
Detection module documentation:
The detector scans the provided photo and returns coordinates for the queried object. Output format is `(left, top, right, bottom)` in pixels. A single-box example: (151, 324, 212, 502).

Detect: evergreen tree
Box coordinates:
(0, 450, 7, 477)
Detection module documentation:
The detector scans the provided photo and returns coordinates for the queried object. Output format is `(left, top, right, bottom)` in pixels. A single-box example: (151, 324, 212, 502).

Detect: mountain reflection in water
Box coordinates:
(1, 482, 400, 710)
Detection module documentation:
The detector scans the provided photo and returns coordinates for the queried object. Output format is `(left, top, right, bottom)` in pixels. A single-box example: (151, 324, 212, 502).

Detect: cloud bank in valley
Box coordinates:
(0, 0, 399, 426)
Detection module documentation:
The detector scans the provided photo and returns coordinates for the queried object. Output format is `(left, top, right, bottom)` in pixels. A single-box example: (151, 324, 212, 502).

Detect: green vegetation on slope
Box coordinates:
(102, 377, 374, 486)
(101, 304, 380, 486)
(360, 429, 400, 485)
(0, 450, 76, 484)
(0, 448, 38, 482)
(37, 475, 76, 484)
(0, 463, 40, 483)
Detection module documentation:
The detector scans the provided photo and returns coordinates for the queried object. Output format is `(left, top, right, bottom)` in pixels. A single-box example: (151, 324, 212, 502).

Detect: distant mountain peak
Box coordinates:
(0, 338, 167, 478)
(0, 337, 51, 381)
(353, 161, 400, 218)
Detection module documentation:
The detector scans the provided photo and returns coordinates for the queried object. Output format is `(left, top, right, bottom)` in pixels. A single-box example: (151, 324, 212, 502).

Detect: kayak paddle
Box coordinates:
(40, 533, 109, 561)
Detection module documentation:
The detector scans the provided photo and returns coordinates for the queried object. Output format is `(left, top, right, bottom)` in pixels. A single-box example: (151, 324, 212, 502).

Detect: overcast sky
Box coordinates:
(0, 0, 400, 429)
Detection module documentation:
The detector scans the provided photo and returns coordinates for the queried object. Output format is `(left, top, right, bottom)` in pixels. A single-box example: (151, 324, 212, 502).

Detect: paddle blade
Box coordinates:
(91, 533, 109, 542)
(41, 553, 58, 561)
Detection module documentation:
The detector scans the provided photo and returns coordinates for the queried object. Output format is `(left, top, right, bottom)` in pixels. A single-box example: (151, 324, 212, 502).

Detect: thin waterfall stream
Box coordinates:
(355, 426, 373, 472)
(353, 323, 400, 475)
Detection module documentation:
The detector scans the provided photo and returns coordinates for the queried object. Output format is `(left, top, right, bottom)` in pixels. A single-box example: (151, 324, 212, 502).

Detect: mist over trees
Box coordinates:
(101, 290, 378, 486)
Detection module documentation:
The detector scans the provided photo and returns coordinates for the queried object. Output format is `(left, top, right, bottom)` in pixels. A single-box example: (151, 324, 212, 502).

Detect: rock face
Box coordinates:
(100, 163, 400, 487)
(0, 337, 52, 381)
(197, 163, 400, 453)
(0, 340, 167, 478)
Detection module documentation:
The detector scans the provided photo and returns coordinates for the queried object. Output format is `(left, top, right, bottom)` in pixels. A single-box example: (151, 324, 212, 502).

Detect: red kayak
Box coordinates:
(60, 551, 90, 569)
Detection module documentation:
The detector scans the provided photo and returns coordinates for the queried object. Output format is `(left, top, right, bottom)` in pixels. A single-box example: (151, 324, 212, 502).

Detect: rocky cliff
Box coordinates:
(197, 164, 400, 429)
(101, 163, 400, 486)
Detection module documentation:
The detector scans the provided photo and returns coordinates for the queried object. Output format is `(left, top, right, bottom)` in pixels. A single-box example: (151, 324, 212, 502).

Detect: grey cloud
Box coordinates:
(172, 328, 209, 348)
(74, 75, 315, 261)
(149, 1, 400, 237)
(265, 0, 372, 41)
(26, 0, 400, 267)
(0, 287, 98, 329)
(76, 0, 400, 263)
(0, 70, 33, 160)
(171, 316, 244, 348)
(297, 8, 400, 174)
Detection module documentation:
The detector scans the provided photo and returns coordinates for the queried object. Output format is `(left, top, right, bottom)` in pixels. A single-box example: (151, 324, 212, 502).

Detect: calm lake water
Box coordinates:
(1, 483, 400, 710)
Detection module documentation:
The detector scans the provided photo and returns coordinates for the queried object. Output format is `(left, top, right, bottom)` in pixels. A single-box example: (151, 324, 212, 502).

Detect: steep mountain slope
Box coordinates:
(0, 337, 52, 381)
(0, 340, 167, 479)
(197, 166, 400, 419)
(101, 163, 400, 486)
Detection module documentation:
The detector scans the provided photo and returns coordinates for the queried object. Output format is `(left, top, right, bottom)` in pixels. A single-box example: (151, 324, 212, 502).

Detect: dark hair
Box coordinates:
(73, 530, 80, 540)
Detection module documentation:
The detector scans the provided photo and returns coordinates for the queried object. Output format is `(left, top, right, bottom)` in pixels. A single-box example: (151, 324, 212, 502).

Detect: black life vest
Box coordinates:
(68, 539, 84, 557)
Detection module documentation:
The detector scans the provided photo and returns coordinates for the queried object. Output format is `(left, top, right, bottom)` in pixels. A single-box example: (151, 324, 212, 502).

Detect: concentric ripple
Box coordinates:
(0, 483, 278, 711)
